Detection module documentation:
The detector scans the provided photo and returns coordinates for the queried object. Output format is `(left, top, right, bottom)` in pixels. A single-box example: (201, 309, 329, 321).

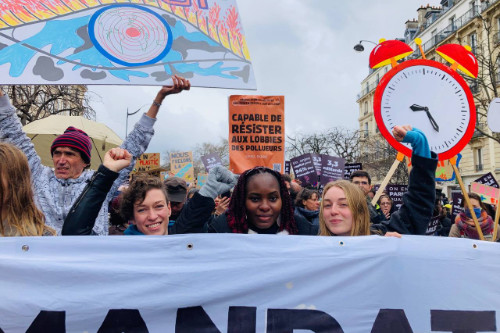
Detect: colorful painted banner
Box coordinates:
(229, 95, 285, 174)
(474, 172, 499, 189)
(320, 155, 346, 186)
(133, 152, 160, 172)
(0, 0, 255, 88)
(201, 153, 222, 172)
(1, 235, 500, 332)
(471, 182, 499, 206)
(344, 163, 362, 180)
(170, 151, 194, 182)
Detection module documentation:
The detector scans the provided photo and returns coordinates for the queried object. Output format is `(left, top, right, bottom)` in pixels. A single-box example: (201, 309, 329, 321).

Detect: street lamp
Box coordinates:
(353, 40, 377, 52)
(125, 105, 146, 139)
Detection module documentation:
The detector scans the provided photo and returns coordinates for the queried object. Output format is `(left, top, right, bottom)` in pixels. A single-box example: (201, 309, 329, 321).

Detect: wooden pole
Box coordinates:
(449, 156, 485, 241)
(372, 152, 405, 206)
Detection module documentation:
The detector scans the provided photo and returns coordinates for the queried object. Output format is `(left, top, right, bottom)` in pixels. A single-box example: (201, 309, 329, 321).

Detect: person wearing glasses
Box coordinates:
(349, 170, 384, 224)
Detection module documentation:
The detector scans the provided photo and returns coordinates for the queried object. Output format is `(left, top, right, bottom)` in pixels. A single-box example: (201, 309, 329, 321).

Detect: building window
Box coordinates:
(364, 122, 368, 138)
(469, 33, 477, 54)
(449, 16, 456, 31)
(364, 101, 368, 115)
(476, 148, 483, 171)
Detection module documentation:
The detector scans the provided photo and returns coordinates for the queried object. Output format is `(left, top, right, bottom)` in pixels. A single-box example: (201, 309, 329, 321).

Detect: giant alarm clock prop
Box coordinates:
(369, 38, 488, 240)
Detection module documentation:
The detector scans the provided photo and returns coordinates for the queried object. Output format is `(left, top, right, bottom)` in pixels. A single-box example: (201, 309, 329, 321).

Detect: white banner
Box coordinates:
(1, 234, 499, 332)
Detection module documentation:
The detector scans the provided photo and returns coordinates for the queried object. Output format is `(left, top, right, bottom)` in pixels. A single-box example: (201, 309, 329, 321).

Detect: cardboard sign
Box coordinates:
(284, 161, 291, 174)
(320, 155, 346, 186)
(0, 1, 255, 89)
(425, 216, 441, 235)
(474, 172, 499, 189)
(471, 182, 499, 206)
(229, 96, 285, 174)
(290, 154, 318, 186)
(201, 153, 223, 173)
(408, 154, 462, 182)
(134, 153, 160, 172)
(170, 151, 194, 182)
(344, 163, 362, 180)
(197, 173, 208, 189)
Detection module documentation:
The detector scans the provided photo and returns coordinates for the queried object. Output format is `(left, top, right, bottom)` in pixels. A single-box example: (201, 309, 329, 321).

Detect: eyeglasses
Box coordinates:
(353, 181, 369, 186)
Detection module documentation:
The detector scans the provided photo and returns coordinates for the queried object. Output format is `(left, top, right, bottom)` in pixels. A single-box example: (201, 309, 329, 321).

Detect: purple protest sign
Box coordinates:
(291, 154, 318, 186)
(474, 172, 499, 189)
(284, 161, 291, 174)
(451, 192, 463, 222)
(201, 153, 222, 172)
(426, 216, 441, 235)
(375, 184, 408, 210)
(344, 163, 362, 180)
(310, 154, 322, 176)
(320, 155, 346, 186)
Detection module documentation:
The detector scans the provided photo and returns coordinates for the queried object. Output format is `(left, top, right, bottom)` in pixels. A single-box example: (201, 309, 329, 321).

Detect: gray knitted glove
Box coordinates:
(199, 165, 237, 199)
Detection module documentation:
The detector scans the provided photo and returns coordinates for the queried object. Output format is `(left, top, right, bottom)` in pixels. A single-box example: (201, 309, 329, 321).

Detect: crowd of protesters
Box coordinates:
(0, 78, 498, 241)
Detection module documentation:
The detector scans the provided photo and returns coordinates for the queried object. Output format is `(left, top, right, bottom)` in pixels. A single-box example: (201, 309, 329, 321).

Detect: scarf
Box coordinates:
(455, 210, 494, 239)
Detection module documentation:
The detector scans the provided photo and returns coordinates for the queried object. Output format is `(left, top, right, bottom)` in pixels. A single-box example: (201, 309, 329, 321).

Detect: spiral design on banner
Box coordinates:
(88, 4, 173, 66)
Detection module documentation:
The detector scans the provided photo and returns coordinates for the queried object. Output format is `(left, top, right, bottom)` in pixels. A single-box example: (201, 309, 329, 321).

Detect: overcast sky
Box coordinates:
(89, 0, 442, 163)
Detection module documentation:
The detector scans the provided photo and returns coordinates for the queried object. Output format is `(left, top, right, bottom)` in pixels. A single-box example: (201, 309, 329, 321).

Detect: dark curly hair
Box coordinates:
(294, 188, 319, 208)
(226, 167, 298, 234)
(120, 174, 168, 221)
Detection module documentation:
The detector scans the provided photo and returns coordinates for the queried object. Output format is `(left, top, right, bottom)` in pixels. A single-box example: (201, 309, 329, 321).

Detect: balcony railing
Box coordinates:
(421, 6, 479, 52)
(357, 80, 378, 100)
(475, 164, 484, 172)
(481, 0, 500, 12)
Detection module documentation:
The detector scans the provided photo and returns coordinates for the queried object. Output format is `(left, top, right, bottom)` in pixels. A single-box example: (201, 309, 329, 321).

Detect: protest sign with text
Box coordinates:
(134, 153, 160, 172)
(170, 151, 194, 182)
(229, 96, 285, 174)
(474, 172, 499, 189)
(201, 153, 223, 173)
(290, 154, 318, 186)
(320, 155, 346, 186)
(471, 182, 499, 206)
(344, 163, 362, 180)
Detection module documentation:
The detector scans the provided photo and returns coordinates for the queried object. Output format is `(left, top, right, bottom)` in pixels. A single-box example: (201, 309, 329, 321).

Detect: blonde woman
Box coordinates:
(0, 142, 54, 236)
(319, 125, 437, 237)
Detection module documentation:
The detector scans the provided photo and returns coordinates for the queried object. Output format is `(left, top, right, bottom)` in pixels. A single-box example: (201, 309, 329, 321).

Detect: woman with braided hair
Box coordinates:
(208, 167, 318, 235)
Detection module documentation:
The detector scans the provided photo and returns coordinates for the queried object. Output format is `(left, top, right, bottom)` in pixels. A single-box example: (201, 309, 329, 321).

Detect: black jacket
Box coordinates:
(380, 152, 438, 235)
(62, 165, 119, 235)
(208, 212, 318, 235)
(63, 165, 216, 235)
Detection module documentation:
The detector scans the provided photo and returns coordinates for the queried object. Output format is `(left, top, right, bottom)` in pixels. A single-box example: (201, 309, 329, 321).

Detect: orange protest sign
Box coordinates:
(229, 95, 285, 174)
(134, 153, 160, 172)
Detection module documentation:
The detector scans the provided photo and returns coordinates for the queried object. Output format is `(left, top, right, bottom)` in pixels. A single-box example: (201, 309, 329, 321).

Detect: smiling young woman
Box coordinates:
(208, 167, 317, 235)
(319, 125, 438, 237)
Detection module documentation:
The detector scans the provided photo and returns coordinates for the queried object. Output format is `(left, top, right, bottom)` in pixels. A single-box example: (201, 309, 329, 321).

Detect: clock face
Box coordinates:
(374, 59, 476, 161)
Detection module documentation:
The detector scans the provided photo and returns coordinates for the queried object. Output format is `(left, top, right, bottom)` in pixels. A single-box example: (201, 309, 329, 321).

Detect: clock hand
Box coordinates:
(425, 110, 440, 132)
(410, 104, 427, 111)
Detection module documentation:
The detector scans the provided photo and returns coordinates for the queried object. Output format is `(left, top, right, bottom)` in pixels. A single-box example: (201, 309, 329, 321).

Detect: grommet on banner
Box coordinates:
(472, 244, 477, 249)
(21, 245, 29, 252)
(187, 243, 193, 250)
(339, 241, 344, 246)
